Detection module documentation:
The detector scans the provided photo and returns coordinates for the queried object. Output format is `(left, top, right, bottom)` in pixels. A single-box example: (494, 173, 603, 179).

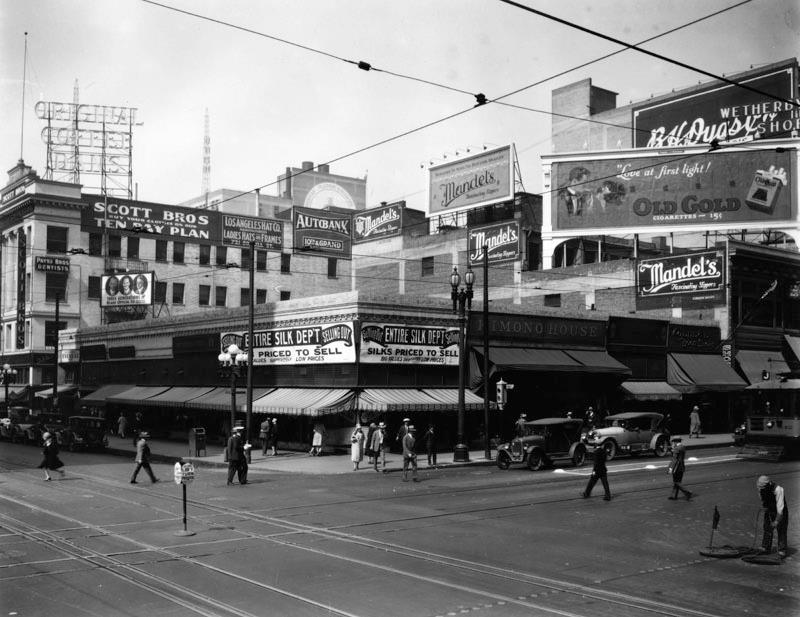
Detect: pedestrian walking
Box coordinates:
(514, 413, 527, 437)
(310, 422, 325, 456)
(117, 413, 128, 439)
(130, 432, 159, 484)
(402, 425, 419, 482)
(259, 417, 271, 456)
(268, 418, 278, 456)
(38, 432, 65, 481)
(585, 406, 596, 429)
(226, 425, 248, 485)
(424, 423, 437, 467)
(350, 424, 365, 470)
(757, 475, 789, 558)
(667, 437, 692, 500)
(396, 417, 411, 445)
(365, 422, 377, 464)
(689, 405, 701, 438)
(371, 422, 387, 472)
(582, 446, 611, 501)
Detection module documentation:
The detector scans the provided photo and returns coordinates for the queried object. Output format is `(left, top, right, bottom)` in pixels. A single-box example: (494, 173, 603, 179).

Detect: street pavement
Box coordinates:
(107, 431, 736, 474)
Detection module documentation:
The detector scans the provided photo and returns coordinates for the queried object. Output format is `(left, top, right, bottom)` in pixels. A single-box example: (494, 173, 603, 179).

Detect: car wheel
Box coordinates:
(497, 454, 511, 470)
(572, 445, 586, 467)
(527, 450, 544, 471)
(654, 435, 669, 457)
(602, 440, 617, 461)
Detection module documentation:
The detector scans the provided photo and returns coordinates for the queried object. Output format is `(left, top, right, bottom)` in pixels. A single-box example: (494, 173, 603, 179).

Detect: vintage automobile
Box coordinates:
(2, 407, 37, 443)
(496, 417, 587, 471)
(582, 411, 670, 460)
(58, 415, 109, 451)
(21, 413, 68, 445)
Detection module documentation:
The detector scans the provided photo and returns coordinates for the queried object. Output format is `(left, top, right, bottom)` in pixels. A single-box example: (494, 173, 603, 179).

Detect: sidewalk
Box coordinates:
(106, 432, 736, 475)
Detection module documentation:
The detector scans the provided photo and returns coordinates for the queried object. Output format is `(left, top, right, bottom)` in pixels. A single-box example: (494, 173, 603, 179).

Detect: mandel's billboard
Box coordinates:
(553, 149, 795, 231)
(636, 249, 726, 310)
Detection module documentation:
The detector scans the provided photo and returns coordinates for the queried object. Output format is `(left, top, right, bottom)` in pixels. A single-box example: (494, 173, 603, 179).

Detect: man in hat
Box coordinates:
(402, 425, 419, 482)
(396, 417, 411, 445)
(515, 413, 528, 437)
(667, 437, 692, 500)
(757, 475, 788, 557)
(226, 425, 248, 485)
(372, 422, 387, 472)
(130, 432, 159, 484)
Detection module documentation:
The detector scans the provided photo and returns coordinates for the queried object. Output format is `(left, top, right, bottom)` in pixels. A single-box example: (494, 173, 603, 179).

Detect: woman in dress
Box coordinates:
(38, 432, 65, 481)
(310, 422, 325, 456)
(350, 424, 365, 470)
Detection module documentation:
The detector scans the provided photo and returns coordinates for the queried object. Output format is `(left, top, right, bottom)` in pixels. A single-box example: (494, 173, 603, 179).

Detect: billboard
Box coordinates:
(360, 323, 460, 365)
(468, 221, 520, 265)
(633, 62, 798, 148)
(353, 202, 403, 243)
(428, 145, 513, 215)
(221, 214, 283, 250)
(101, 272, 154, 307)
(553, 149, 795, 231)
(292, 207, 352, 259)
(220, 321, 356, 365)
(636, 249, 726, 310)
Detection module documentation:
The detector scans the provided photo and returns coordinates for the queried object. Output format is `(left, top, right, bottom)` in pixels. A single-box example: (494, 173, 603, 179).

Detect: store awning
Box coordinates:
(735, 350, 790, 385)
(107, 385, 172, 406)
(668, 353, 747, 392)
(252, 388, 354, 416)
(34, 385, 79, 399)
(486, 347, 583, 372)
(356, 388, 484, 412)
(421, 388, 488, 410)
(785, 335, 800, 363)
(138, 386, 217, 408)
(620, 381, 682, 400)
(564, 350, 632, 375)
(190, 387, 276, 412)
(746, 378, 800, 391)
(81, 384, 135, 405)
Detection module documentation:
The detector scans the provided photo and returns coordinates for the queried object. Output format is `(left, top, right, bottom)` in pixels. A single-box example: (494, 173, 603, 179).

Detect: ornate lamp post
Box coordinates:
(2, 363, 18, 411)
(217, 344, 248, 436)
(450, 265, 474, 462)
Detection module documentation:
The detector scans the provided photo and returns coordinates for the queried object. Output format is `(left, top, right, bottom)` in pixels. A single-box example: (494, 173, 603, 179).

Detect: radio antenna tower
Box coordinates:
(202, 108, 211, 205)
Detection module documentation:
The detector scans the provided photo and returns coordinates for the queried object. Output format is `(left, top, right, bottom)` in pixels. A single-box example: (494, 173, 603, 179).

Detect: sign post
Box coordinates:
(173, 461, 196, 537)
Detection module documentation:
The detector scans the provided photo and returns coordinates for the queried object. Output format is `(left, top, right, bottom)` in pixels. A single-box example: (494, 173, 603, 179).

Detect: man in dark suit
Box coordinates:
(226, 425, 248, 485)
(130, 432, 159, 484)
(582, 446, 611, 501)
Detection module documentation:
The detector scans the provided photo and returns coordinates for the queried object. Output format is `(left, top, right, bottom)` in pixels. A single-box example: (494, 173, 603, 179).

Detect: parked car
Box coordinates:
(496, 417, 587, 471)
(2, 407, 37, 443)
(582, 412, 670, 460)
(733, 422, 747, 447)
(0, 410, 10, 439)
(21, 413, 68, 444)
(58, 415, 109, 451)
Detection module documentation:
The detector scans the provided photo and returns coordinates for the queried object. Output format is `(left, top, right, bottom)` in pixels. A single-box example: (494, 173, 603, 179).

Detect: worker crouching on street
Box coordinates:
(757, 475, 789, 558)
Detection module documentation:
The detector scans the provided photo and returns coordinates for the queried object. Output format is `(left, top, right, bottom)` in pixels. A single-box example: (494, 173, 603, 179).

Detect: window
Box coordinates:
(215, 286, 227, 307)
(127, 236, 140, 259)
(155, 239, 168, 262)
(328, 258, 337, 278)
(216, 246, 227, 266)
(240, 288, 251, 307)
(241, 248, 252, 271)
(172, 282, 185, 304)
(173, 242, 185, 264)
(46, 226, 68, 254)
(44, 320, 67, 347)
(281, 252, 291, 273)
(198, 284, 210, 306)
(199, 244, 211, 266)
(256, 289, 267, 304)
(280, 290, 291, 301)
(45, 272, 67, 302)
(421, 256, 434, 277)
(155, 281, 167, 303)
(544, 294, 561, 307)
(89, 233, 102, 256)
(256, 250, 267, 272)
(88, 276, 101, 299)
(108, 235, 122, 258)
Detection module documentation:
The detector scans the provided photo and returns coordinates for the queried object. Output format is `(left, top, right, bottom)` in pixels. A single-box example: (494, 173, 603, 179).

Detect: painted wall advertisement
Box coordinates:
(353, 202, 402, 243)
(360, 323, 460, 365)
(221, 321, 356, 365)
(553, 149, 795, 231)
(468, 221, 520, 265)
(292, 207, 352, 259)
(633, 62, 799, 148)
(428, 145, 513, 215)
(221, 214, 283, 250)
(636, 249, 726, 310)
(101, 272, 154, 307)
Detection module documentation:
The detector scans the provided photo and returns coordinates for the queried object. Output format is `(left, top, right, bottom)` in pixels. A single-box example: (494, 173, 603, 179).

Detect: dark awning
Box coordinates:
(138, 386, 218, 408)
(735, 350, 789, 385)
(81, 384, 135, 405)
(252, 388, 354, 416)
(785, 335, 800, 363)
(620, 381, 682, 400)
(34, 385, 79, 399)
(668, 353, 746, 392)
(487, 347, 582, 371)
(564, 350, 632, 375)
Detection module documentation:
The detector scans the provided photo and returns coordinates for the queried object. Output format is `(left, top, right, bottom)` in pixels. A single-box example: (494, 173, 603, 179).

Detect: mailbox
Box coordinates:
(188, 427, 207, 457)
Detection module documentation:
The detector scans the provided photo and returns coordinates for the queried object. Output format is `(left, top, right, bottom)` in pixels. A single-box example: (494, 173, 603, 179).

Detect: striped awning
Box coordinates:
(356, 388, 484, 412)
(620, 381, 682, 400)
(251, 388, 355, 416)
(190, 387, 276, 412)
(107, 385, 172, 406)
(81, 384, 136, 405)
(138, 386, 217, 408)
(420, 388, 487, 410)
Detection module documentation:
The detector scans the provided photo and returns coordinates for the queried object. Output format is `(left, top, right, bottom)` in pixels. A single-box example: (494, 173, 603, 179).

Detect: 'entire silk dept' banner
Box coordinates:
(221, 321, 355, 365)
(360, 322, 460, 365)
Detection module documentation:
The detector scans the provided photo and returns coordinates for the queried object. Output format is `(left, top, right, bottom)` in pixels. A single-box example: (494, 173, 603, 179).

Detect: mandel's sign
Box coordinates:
(636, 249, 726, 310)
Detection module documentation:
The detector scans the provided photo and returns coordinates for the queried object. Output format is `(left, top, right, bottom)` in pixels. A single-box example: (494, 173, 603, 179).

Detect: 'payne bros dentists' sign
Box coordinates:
(360, 323, 460, 365)
(636, 249, 726, 310)
(221, 322, 355, 365)
(428, 145, 513, 215)
(553, 149, 794, 231)
(292, 207, 352, 259)
(468, 221, 520, 265)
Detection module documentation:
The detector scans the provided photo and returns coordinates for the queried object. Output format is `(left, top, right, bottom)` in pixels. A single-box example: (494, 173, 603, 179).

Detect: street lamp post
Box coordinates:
(217, 343, 248, 435)
(450, 265, 474, 463)
(2, 363, 18, 411)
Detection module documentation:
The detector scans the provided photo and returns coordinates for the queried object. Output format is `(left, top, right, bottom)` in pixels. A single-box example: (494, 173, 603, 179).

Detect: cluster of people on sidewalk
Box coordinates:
(346, 418, 438, 481)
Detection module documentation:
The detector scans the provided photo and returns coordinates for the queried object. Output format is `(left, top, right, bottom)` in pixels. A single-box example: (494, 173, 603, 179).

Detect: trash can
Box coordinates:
(188, 427, 207, 457)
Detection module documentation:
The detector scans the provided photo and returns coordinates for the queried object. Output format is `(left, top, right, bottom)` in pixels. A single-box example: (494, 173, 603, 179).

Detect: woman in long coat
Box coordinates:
(38, 432, 65, 481)
(689, 406, 701, 438)
(350, 424, 365, 470)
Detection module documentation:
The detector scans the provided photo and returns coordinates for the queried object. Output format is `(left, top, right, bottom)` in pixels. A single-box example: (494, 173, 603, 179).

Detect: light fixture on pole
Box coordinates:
(2, 363, 18, 411)
(450, 264, 474, 463)
(217, 343, 247, 435)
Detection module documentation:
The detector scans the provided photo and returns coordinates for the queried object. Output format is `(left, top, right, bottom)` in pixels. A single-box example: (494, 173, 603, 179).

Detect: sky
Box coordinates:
(1, 0, 798, 213)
